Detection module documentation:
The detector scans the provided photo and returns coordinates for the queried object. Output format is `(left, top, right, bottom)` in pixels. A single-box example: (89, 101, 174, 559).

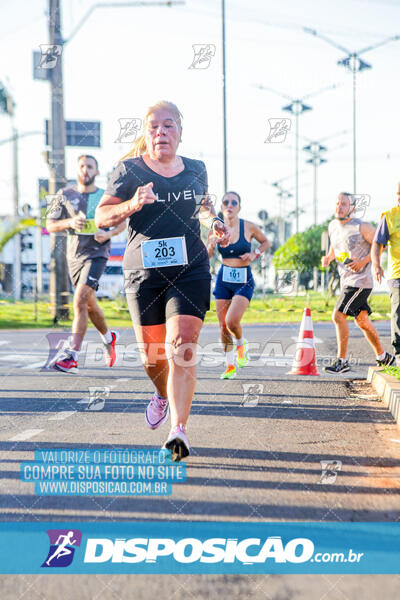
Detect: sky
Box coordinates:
(0, 0, 399, 233)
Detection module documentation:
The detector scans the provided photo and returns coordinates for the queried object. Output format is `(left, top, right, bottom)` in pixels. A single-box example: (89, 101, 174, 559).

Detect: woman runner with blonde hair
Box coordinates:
(96, 101, 230, 460)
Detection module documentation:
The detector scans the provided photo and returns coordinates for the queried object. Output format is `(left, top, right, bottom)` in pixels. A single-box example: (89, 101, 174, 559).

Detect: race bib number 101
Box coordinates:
(141, 237, 188, 269)
(222, 266, 247, 283)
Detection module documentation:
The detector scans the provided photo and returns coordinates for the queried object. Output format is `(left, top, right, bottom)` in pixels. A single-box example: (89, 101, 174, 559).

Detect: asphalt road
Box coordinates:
(1, 319, 400, 598)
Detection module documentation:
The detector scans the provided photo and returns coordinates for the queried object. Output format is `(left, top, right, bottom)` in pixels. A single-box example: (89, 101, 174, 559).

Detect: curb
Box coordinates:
(367, 366, 400, 429)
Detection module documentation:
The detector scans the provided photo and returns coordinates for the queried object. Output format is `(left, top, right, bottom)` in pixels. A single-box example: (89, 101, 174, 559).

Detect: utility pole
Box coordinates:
(221, 0, 227, 191)
(12, 125, 21, 300)
(36, 215, 43, 295)
(49, 0, 69, 322)
(44, 0, 183, 322)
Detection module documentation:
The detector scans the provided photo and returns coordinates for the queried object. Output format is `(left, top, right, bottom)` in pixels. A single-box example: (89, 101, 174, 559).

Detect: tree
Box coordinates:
(272, 220, 331, 273)
(0, 218, 37, 253)
(272, 218, 342, 292)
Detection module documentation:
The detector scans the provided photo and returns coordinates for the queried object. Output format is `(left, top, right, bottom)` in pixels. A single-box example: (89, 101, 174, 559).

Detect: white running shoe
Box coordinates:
(163, 424, 190, 461)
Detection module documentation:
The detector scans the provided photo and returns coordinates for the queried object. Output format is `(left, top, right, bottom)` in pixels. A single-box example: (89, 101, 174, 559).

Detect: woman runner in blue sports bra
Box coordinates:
(207, 191, 269, 379)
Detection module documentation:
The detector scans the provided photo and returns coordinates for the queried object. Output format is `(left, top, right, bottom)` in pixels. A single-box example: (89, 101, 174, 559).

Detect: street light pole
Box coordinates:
(314, 157, 318, 225)
(352, 57, 357, 193)
(282, 100, 312, 234)
(221, 0, 227, 191)
(257, 83, 340, 233)
(303, 142, 327, 225)
(338, 54, 370, 194)
(303, 130, 348, 225)
(295, 112, 299, 233)
(304, 28, 400, 193)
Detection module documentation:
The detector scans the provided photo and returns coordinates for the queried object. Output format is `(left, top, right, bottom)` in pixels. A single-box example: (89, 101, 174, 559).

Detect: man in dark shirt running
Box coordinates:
(46, 155, 126, 373)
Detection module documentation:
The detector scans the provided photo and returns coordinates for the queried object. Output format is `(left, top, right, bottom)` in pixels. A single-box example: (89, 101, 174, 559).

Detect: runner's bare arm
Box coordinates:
(45, 217, 73, 232)
(198, 194, 218, 228)
(95, 195, 132, 228)
(360, 222, 377, 245)
(95, 183, 157, 228)
(206, 230, 218, 258)
(321, 244, 335, 267)
(94, 219, 127, 243)
(240, 223, 269, 262)
(112, 219, 127, 235)
(371, 241, 384, 283)
(346, 223, 378, 271)
(197, 195, 231, 247)
(251, 222, 270, 253)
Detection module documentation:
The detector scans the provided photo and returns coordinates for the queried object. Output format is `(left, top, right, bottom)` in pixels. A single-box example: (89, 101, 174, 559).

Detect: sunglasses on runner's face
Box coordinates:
(222, 199, 238, 207)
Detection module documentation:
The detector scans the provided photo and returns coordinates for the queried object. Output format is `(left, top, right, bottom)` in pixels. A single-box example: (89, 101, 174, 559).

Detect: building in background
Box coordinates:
(0, 216, 126, 298)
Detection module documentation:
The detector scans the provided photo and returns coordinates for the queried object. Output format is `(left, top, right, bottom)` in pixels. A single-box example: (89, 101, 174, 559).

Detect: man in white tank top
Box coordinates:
(321, 192, 394, 374)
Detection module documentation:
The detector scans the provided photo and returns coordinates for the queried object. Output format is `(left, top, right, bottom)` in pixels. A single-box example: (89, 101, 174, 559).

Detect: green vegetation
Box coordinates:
(382, 366, 400, 380)
(0, 292, 392, 329)
(0, 218, 37, 253)
(272, 221, 330, 273)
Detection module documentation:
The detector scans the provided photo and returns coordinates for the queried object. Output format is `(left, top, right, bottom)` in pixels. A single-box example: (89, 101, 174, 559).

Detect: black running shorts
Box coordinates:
(335, 286, 372, 317)
(126, 279, 211, 326)
(68, 258, 107, 291)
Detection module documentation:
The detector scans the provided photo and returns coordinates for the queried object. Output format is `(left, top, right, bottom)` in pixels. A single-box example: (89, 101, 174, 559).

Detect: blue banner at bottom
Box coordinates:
(0, 522, 399, 574)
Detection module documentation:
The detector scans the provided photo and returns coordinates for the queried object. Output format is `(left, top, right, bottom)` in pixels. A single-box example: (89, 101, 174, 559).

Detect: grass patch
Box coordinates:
(382, 366, 400, 380)
(0, 292, 392, 329)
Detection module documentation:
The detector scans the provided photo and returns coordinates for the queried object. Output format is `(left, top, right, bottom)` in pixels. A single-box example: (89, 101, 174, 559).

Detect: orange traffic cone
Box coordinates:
(288, 307, 320, 376)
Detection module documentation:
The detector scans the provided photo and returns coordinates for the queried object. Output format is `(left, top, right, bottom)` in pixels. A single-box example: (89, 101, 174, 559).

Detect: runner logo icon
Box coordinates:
(265, 118, 291, 143)
(241, 383, 264, 407)
(41, 529, 82, 568)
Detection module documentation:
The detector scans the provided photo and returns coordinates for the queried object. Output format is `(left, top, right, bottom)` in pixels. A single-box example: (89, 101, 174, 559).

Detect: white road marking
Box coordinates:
(0, 354, 40, 362)
(48, 411, 76, 421)
(8, 429, 44, 441)
(390, 439, 400, 443)
(21, 361, 47, 370)
(349, 394, 380, 400)
(0, 341, 10, 346)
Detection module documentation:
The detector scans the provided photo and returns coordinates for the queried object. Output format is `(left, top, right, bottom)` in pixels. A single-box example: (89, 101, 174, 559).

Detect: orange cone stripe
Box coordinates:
(287, 307, 320, 376)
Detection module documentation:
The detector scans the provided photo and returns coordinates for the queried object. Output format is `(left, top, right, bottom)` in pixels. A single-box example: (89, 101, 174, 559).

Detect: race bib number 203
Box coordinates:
(141, 237, 188, 269)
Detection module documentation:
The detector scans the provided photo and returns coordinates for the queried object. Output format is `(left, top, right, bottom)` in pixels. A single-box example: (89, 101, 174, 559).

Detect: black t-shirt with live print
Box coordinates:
(105, 156, 211, 288)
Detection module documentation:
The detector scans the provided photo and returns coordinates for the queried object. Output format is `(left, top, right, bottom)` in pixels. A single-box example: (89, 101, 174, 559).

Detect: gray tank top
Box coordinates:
(328, 217, 373, 288)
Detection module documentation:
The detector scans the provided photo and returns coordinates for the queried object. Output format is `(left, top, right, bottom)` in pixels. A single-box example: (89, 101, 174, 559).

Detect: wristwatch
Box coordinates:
(211, 216, 224, 229)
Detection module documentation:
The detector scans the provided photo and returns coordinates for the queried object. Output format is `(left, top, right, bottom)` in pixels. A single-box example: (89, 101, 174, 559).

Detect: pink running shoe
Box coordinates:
(54, 350, 78, 374)
(163, 424, 190, 461)
(103, 330, 119, 367)
(145, 393, 169, 430)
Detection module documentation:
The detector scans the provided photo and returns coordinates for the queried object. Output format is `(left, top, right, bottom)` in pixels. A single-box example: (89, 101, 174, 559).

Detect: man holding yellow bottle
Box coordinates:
(321, 192, 394, 374)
